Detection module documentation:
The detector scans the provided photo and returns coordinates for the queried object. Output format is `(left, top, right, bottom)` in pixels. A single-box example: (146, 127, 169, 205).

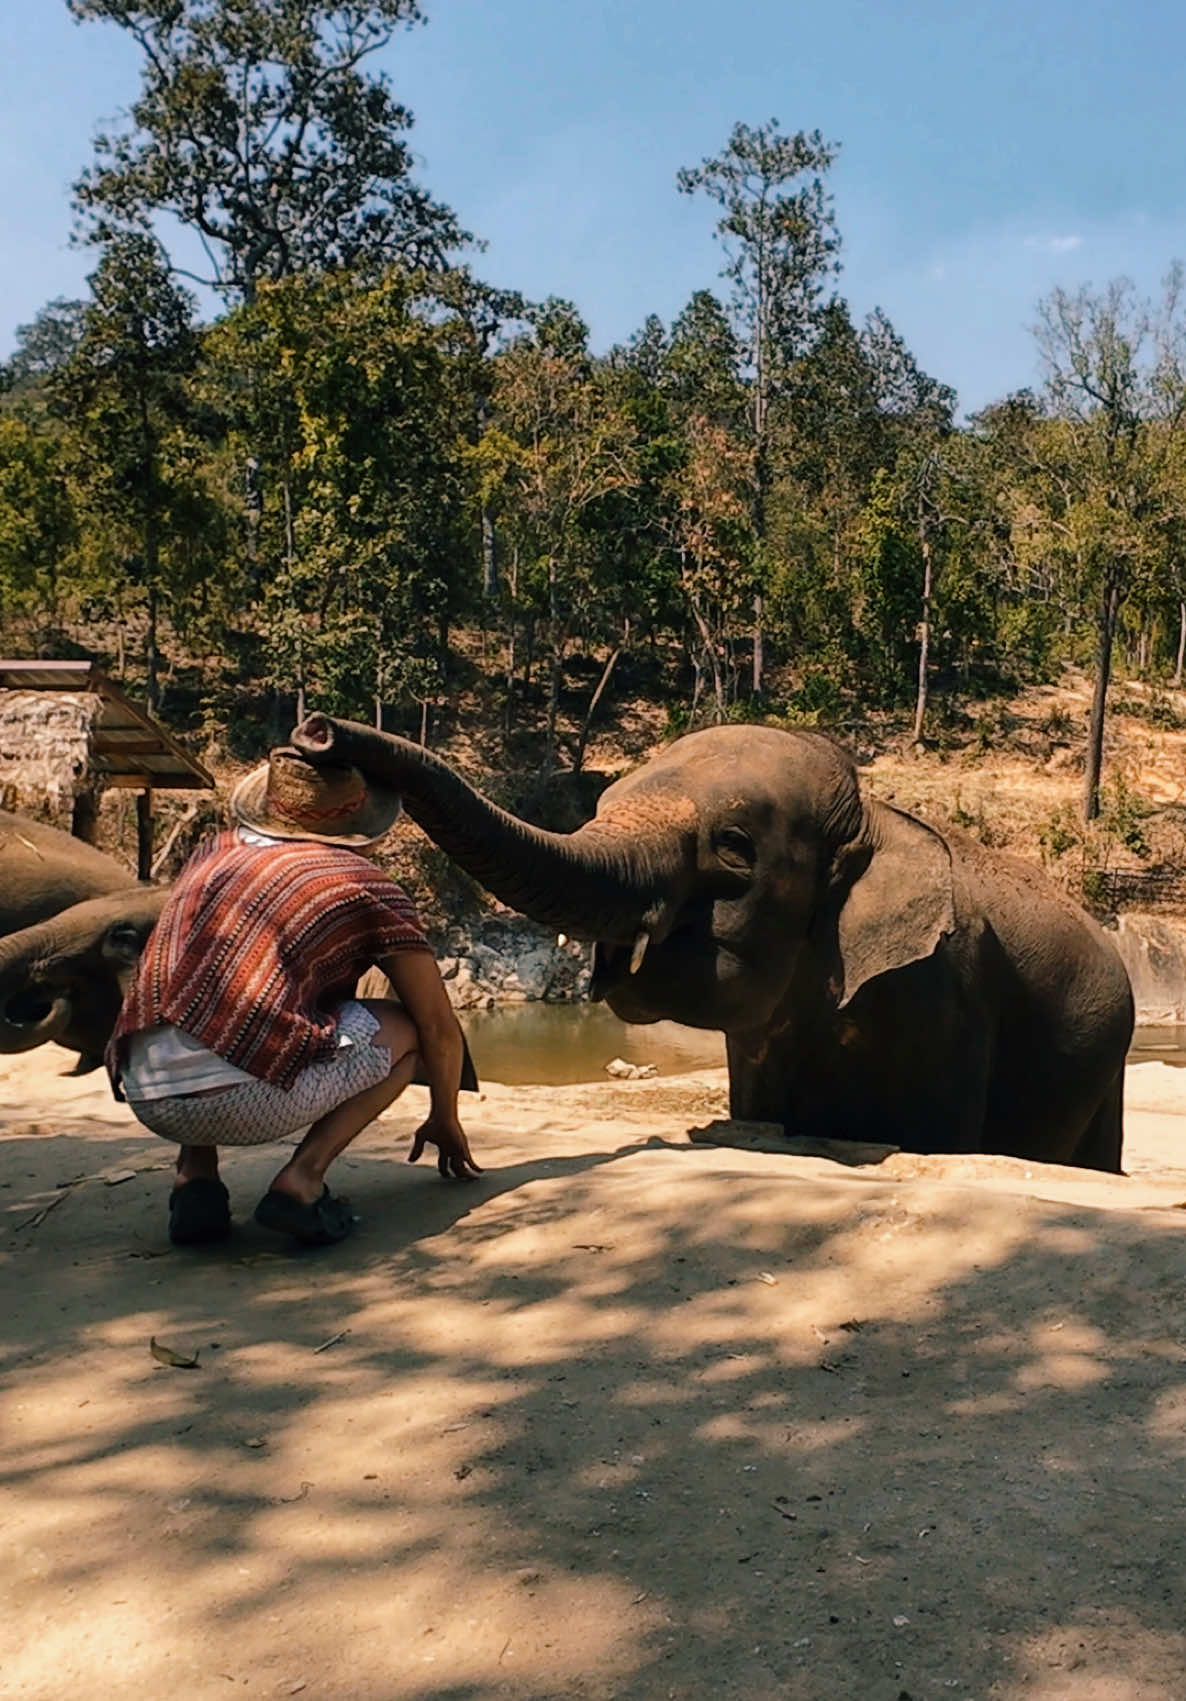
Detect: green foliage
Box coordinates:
(853, 469, 922, 701)
(780, 668, 846, 726)
(0, 419, 77, 632)
(207, 266, 472, 716)
(69, 0, 467, 295)
(46, 234, 227, 703)
(1037, 803, 1081, 862)
(676, 121, 841, 385)
(1096, 775, 1153, 861)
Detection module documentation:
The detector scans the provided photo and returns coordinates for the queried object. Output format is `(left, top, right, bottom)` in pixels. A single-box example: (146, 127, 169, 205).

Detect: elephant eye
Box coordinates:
(715, 826, 756, 873)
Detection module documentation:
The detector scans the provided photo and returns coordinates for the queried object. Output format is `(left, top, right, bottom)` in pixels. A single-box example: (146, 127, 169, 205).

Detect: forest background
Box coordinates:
(5, 0, 1186, 917)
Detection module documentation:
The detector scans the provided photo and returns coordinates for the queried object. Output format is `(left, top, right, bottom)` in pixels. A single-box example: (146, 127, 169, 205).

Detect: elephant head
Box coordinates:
(291, 717, 955, 1035)
(0, 885, 167, 1064)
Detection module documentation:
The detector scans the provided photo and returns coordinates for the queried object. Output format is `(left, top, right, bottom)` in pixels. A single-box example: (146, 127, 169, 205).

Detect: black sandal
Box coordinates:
(253, 1185, 357, 1245)
(168, 1178, 232, 1246)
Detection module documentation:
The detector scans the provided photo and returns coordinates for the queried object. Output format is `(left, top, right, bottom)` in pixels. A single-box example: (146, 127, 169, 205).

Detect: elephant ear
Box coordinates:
(835, 803, 955, 1009)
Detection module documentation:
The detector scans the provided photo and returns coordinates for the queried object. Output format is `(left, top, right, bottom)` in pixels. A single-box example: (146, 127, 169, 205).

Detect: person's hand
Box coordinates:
(407, 1114, 483, 1180)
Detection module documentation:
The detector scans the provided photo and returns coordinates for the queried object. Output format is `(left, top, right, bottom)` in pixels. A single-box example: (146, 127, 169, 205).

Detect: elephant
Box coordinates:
(0, 808, 137, 936)
(0, 885, 167, 1067)
(290, 715, 1135, 1172)
(0, 881, 481, 1091)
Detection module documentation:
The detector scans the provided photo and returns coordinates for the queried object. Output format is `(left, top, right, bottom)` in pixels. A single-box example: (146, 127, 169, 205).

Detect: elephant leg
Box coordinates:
(1066, 1068, 1125, 1174)
(726, 1029, 798, 1128)
(64, 1052, 104, 1076)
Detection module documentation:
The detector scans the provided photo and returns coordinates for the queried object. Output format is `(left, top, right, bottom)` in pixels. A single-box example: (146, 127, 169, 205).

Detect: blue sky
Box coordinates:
(2, 0, 1185, 414)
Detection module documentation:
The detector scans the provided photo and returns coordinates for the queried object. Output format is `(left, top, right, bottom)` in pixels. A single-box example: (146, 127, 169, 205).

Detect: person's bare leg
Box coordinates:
(175, 1144, 220, 1187)
(267, 1002, 420, 1205)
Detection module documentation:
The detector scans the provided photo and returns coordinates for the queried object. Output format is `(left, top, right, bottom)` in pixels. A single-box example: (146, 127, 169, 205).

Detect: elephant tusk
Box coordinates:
(629, 930, 650, 975)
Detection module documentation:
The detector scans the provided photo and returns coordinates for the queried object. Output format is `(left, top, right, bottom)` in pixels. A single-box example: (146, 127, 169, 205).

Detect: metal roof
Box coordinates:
(0, 660, 214, 791)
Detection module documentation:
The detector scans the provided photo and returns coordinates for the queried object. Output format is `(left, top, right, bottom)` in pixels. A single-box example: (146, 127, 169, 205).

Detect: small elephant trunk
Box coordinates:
(0, 919, 73, 1052)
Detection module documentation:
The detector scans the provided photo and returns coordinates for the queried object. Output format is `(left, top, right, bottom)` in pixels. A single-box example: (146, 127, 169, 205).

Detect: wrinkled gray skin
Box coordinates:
(0, 886, 167, 1066)
(0, 808, 135, 935)
(293, 716, 1134, 1172)
(0, 810, 161, 1069)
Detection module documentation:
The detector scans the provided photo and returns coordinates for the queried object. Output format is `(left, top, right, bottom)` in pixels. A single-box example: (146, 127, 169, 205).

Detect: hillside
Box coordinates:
(86, 663, 1184, 942)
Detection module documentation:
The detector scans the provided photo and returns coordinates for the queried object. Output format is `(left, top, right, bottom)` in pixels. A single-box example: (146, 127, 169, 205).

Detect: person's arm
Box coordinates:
(377, 948, 481, 1178)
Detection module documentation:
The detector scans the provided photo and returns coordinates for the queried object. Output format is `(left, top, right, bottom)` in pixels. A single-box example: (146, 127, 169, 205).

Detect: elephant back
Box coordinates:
(0, 809, 134, 937)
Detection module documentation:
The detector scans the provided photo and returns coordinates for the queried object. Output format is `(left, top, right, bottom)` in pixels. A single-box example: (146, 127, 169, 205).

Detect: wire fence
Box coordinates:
(1086, 866, 1186, 911)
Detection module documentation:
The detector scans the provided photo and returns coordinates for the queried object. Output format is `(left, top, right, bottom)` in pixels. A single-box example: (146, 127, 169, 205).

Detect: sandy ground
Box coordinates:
(4, 1055, 1186, 1700)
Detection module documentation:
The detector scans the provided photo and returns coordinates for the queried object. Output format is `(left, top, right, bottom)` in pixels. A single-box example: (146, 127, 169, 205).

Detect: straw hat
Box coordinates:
(230, 747, 401, 848)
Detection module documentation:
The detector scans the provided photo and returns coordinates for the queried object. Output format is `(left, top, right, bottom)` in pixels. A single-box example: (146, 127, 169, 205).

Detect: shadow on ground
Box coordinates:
(3, 1081, 1186, 1700)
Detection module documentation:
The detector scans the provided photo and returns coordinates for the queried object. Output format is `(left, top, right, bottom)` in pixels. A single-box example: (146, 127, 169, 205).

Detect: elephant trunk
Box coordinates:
(0, 917, 74, 1051)
(0, 886, 167, 1056)
(292, 716, 690, 947)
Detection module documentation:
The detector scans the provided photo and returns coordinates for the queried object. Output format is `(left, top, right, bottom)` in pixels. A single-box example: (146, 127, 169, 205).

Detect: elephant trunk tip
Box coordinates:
(292, 715, 336, 760)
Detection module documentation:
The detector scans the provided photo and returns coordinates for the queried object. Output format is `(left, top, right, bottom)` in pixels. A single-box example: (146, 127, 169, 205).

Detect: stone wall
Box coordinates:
(1111, 914, 1186, 1025)
(431, 917, 591, 1010)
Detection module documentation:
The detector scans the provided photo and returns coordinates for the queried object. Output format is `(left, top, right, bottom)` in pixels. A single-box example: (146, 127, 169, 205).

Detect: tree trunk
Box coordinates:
(145, 575, 160, 716)
(504, 617, 517, 735)
(281, 466, 305, 718)
(481, 508, 498, 598)
(437, 610, 450, 684)
(574, 627, 627, 775)
(1175, 599, 1185, 688)
(685, 591, 725, 723)
(1082, 578, 1121, 823)
(912, 531, 934, 744)
(544, 559, 563, 776)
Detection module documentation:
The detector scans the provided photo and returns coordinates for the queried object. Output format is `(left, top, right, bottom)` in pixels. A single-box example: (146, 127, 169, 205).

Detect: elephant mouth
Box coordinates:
(590, 923, 704, 1011)
(0, 984, 71, 1050)
(589, 939, 630, 1001)
(5, 986, 57, 1026)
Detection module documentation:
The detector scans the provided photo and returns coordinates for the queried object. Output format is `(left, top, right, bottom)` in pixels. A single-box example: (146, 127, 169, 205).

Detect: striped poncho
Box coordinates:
(106, 830, 431, 1095)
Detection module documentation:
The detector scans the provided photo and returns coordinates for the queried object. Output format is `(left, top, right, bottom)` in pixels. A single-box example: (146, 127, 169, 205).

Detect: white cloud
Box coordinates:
(1024, 233, 1084, 253)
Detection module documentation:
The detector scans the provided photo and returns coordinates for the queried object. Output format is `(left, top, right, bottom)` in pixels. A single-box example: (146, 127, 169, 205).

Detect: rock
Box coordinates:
(605, 1057, 658, 1080)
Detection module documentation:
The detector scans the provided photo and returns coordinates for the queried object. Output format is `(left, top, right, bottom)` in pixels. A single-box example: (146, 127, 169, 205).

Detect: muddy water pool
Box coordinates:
(458, 1003, 1182, 1086)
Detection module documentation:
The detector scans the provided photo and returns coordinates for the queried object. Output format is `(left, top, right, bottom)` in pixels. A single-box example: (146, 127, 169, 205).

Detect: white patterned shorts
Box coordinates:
(126, 1003, 392, 1148)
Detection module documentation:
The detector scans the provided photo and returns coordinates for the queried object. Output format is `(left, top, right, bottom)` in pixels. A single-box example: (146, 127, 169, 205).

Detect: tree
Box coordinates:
(69, 0, 468, 298)
(677, 120, 840, 693)
(1033, 271, 1186, 819)
(481, 300, 641, 769)
(0, 419, 78, 643)
(667, 413, 755, 720)
(50, 235, 214, 708)
(206, 265, 472, 723)
(2, 300, 88, 397)
(862, 309, 958, 739)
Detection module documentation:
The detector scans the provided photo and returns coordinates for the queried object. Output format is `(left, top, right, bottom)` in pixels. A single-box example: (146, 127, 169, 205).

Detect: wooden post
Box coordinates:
(71, 788, 99, 844)
(136, 788, 153, 881)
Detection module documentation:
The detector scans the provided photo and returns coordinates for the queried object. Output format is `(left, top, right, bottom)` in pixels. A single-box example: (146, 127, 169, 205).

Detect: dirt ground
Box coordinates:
(4, 1053, 1186, 1701)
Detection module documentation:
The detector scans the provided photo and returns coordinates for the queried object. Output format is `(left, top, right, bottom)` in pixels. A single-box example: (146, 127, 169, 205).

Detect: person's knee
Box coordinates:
(358, 999, 418, 1061)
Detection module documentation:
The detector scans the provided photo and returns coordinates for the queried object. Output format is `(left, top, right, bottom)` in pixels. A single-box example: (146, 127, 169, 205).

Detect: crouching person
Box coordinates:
(105, 746, 480, 1248)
